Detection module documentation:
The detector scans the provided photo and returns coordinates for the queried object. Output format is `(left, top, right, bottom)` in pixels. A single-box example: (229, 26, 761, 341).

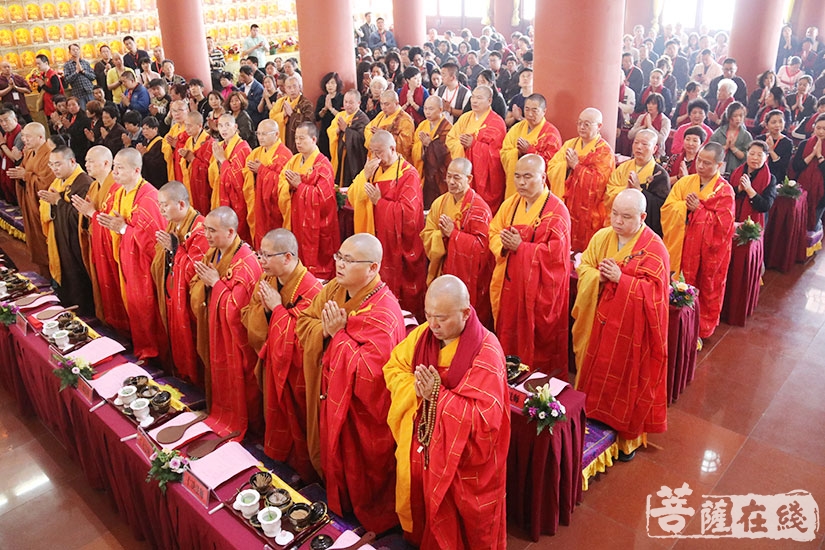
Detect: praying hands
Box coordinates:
(414, 364, 439, 400)
(194, 260, 220, 287)
(321, 300, 347, 337)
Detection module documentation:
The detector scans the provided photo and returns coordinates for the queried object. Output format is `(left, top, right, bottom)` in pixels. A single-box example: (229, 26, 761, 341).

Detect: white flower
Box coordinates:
(538, 411, 546, 419)
(71, 366, 80, 374)
(559, 404, 566, 415)
(550, 409, 558, 417)
(168, 456, 182, 471)
(788, 180, 797, 188)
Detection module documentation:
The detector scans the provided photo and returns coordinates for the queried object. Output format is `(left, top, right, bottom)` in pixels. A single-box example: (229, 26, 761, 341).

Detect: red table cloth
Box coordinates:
(764, 193, 808, 272)
(722, 238, 763, 327)
(666, 302, 700, 404)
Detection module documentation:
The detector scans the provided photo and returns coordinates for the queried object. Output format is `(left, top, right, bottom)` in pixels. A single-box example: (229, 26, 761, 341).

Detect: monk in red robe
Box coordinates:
(574, 189, 669, 457)
(446, 85, 507, 212)
(95, 148, 168, 361)
(243, 119, 291, 248)
(0, 109, 23, 204)
(179, 112, 214, 216)
(164, 100, 189, 182)
(191, 207, 263, 437)
(546, 108, 615, 252)
(790, 114, 825, 231)
(489, 154, 571, 379)
(500, 93, 562, 200)
(385, 275, 509, 548)
(7, 123, 52, 275)
(421, 157, 493, 327)
(208, 114, 253, 243)
(412, 96, 452, 209)
(150, 181, 209, 385)
(242, 229, 322, 482)
(662, 142, 735, 339)
(296, 233, 405, 533)
(278, 122, 340, 280)
(348, 130, 426, 320)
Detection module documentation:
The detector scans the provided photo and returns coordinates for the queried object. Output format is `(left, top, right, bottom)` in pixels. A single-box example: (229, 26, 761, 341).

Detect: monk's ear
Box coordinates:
(640, 211, 647, 223)
(460, 307, 471, 322)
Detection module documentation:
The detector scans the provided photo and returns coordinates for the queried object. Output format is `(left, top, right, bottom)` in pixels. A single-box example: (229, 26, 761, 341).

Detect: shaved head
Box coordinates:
(516, 152, 546, 174)
(86, 145, 112, 163)
(257, 118, 278, 134)
(427, 275, 470, 309)
(424, 95, 443, 110)
(370, 129, 395, 149)
(207, 206, 239, 231)
(263, 228, 299, 256)
(614, 188, 646, 214)
(473, 85, 493, 101)
(380, 90, 399, 103)
(186, 112, 204, 126)
(580, 107, 603, 124)
(159, 180, 190, 205)
(115, 147, 142, 170)
(448, 157, 472, 176)
(23, 122, 46, 138)
(635, 128, 658, 145)
(344, 233, 383, 263)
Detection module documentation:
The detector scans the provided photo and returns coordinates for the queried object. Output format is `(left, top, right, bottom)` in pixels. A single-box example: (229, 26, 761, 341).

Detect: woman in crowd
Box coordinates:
(777, 56, 804, 93)
(138, 57, 160, 87)
(753, 86, 791, 135)
(707, 78, 738, 128)
(790, 113, 825, 231)
(314, 72, 344, 158)
(205, 90, 225, 138)
(82, 100, 103, 146)
(747, 70, 777, 119)
(657, 56, 677, 101)
(428, 67, 442, 96)
(792, 97, 825, 140)
(225, 91, 256, 148)
(361, 75, 388, 120)
(62, 96, 90, 168)
(710, 101, 752, 176)
(384, 52, 404, 89)
(728, 140, 777, 228)
(672, 81, 701, 127)
(398, 66, 428, 126)
(258, 75, 280, 119)
(712, 31, 729, 63)
(756, 109, 793, 184)
(776, 25, 797, 71)
(628, 92, 671, 152)
(667, 126, 706, 185)
(635, 69, 673, 116)
(456, 41, 470, 67)
(218, 71, 239, 101)
(788, 75, 816, 128)
(476, 70, 507, 119)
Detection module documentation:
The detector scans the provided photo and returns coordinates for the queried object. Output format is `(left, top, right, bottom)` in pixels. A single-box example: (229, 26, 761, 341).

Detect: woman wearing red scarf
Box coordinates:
(399, 66, 429, 126)
(728, 140, 777, 228)
(753, 86, 791, 135)
(746, 70, 776, 119)
(756, 110, 793, 183)
(667, 125, 706, 185)
(790, 114, 825, 231)
(634, 69, 673, 116)
(792, 97, 825, 140)
(628, 92, 671, 152)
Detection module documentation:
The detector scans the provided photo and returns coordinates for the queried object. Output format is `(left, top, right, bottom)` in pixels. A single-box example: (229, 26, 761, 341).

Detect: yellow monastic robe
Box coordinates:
(348, 160, 414, 235)
(180, 129, 211, 196)
(166, 122, 185, 181)
(488, 187, 550, 320)
(411, 116, 444, 175)
(39, 165, 84, 284)
(327, 109, 357, 174)
(500, 119, 548, 198)
(546, 137, 601, 198)
(278, 148, 320, 230)
(660, 173, 723, 276)
(364, 108, 414, 159)
(421, 191, 461, 283)
(269, 95, 301, 141)
(207, 133, 246, 209)
(571, 225, 645, 371)
(445, 108, 492, 160)
(110, 182, 143, 310)
(243, 141, 284, 239)
(384, 322, 457, 531)
(603, 158, 657, 216)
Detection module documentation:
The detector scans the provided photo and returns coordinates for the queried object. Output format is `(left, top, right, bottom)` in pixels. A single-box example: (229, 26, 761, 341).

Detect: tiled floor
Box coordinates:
(1, 227, 824, 549)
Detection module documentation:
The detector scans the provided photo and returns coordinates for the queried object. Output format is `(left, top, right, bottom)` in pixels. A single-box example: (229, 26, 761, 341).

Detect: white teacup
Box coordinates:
(53, 329, 69, 348)
(233, 489, 260, 519)
(257, 506, 282, 537)
(118, 385, 138, 406)
(131, 398, 150, 420)
(0, 281, 7, 296)
(42, 320, 59, 336)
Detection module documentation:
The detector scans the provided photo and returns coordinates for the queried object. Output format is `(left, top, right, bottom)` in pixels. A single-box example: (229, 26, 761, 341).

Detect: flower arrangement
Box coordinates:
(26, 68, 42, 92)
(53, 356, 94, 391)
(227, 43, 241, 59)
(0, 301, 19, 325)
(522, 382, 567, 435)
(776, 176, 801, 199)
(282, 36, 297, 47)
(734, 216, 762, 246)
(268, 40, 279, 55)
(146, 449, 188, 493)
(670, 273, 698, 308)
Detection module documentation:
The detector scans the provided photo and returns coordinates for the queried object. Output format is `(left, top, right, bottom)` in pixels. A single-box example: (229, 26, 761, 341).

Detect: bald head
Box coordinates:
(207, 206, 239, 231)
(86, 145, 112, 163)
(577, 107, 603, 140)
(424, 95, 443, 110)
(344, 233, 383, 263)
(614, 188, 646, 214)
(186, 111, 204, 126)
(257, 118, 280, 147)
(427, 275, 470, 309)
(159, 180, 190, 205)
(115, 147, 142, 170)
(516, 153, 546, 174)
(580, 107, 603, 124)
(370, 129, 396, 149)
(611, 188, 647, 238)
(448, 157, 472, 176)
(262, 228, 299, 256)
(23, 122, 46, 138)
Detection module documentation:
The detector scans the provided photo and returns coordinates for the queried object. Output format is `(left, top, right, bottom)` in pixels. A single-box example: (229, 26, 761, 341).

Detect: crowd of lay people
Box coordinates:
(2, 16, 825, 548)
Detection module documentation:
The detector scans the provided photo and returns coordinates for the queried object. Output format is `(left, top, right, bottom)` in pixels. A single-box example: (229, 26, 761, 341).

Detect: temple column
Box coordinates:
(157, 0, 211, 91)
(393, 0, 426, 48)
(533, 0, 625, 146)
(794, 0, 825, 41)
(295, 0, 356, 105)
(729, 0, 785, 88)
(493, 0, 516, 39)
(624, 0, 653, 35)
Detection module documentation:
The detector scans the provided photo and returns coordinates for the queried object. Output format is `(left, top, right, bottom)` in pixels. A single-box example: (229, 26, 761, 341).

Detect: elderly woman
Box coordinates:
(747, 70, 776, 118)
(628, 92, 671, 152)
(709, 101, 752, 176)
(727, 140, 777, 227)
(777, 56, 803, 93)
(707, 78, 737, 127)
(756, 109, 793, 184)
(361, 75, 388, 120)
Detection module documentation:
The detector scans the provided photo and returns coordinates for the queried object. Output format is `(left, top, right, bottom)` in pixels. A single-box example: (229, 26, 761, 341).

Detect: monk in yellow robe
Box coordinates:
(364, 90, 415, 161)
(546, 108, 615, 251)
(412, 95, 452, 209)
(163, 99, 189, 181)
(327, 89, 369, 188)
(178, 112, 214, 216)
(268, 75, 314, 153)
(385, 275, 509, 549)
(207, 114, 253, 243)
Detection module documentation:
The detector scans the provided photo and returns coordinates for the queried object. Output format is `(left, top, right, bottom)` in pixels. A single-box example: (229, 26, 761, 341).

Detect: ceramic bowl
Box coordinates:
(249, 471, 273, 495)
(287, 503, 312, 530)
(266, 488, 292, 512)
(131, 375, 150, 390)
(150, 391, 172, 414)
(307, 501, 327, 524)
(141, 386, 159, 399)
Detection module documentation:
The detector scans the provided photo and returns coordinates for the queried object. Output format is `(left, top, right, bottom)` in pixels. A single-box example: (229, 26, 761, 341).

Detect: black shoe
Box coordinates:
(618, 450, 636, 462)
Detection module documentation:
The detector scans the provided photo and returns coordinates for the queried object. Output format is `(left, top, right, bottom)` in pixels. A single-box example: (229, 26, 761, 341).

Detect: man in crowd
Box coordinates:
(690, 49, 723, 93)
(207, 36, 226, 91)
(238, 65, 265, 127)
(242, 228, 322, 482)
(120, 71, 151, 118)
(412, 96, 452, 209)
(664, 40, 690, 89)
(242, 24, 268, 63)
(243, 119, 291, 248)
(269, 75, 314, 153)
(446, 85, 507, 212)
(278, 122, 340, 280)
(546, 108, 615, 252)
(385, 275, 509, 548)
(106, 52, 130, 105)
(368, 17, 397, 51)
(434, 63, 471, 124)
(328, 89, 370, 190)
(706, 58, 747, 110)
(421, 158, 493, 325)
(574, 189, 669, 459)
(622, 53, 644, 99)
(209, 114, 253, 243)
(96, 148, 167, 361)
(7, 123, 52, 275)
(500, 93, 562, 199)
(62, 43, 95, 109)
(122, 35, 149, 71)
(150, 181, 208, 385)
(662, 142, 735, 339)
(191, 206, 263, 436)
(0, 109, 24, 204)
(0, 61, 32, 122)
(93, 45, 113, 102)
(364, 90, 415, 161)
(38, 146, 93, 314)
(178, 112, 214, 215)
(296, 233, 405, 533)
(504, 68, 534, 128)
(604, 129, 670, 236)
(348, 130, 426, 319)
(489, 154, 571, 378)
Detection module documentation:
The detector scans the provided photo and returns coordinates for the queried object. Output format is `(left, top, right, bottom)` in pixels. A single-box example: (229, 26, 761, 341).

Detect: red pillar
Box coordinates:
(157, 0, 211, 91)
(794, 0, 825, 39)
(393, 0, 426, 48)
(296, 0, 356, 106)
(624, 0, 653, 35)
(729, 0, 785, 89)
(534, 0, 625, 146)
(493, 0, 515, 38)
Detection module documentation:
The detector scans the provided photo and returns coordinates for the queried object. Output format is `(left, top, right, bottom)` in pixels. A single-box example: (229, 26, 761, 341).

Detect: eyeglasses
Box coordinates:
(256, 131, 276, 136)
(333, 252, 374, 265)
(257, 250, 288, 260)
(576, 120, 597, 128)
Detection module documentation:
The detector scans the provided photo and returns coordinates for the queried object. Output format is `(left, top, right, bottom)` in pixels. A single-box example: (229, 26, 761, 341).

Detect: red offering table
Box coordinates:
(667, 302, 700, 404)
(0, 322, 33, 416)
(722, 238, 764, 327)
(506, 387, 586, 541)
(764, 193, 808, 272)
(338, 204, 354, 243)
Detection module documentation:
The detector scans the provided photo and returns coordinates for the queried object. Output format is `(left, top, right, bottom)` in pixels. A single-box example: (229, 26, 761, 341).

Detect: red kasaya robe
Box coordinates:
(348, 157, 427, 320)
(576, 226, 670, 439)
(245, 141, 292, 248)
(421, 188, 494, 327)
(180, 130, 214, 216)
(278, 149, 340, 280)
(500, 118, 563, 199)
(384, 310, 509, 549)
(191, 236, 263, 437)
(168, 125, 189, 182)
(149, 208, 208, 385)
(242, 263, 322, 482)
(728, 163, 772, 227)
(489, 189, 572, 378)
(0, 123, 21, 203)
(112, 180, 168, 360)
(209, 134, 253, 242)
(296, 276, 405, 533)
